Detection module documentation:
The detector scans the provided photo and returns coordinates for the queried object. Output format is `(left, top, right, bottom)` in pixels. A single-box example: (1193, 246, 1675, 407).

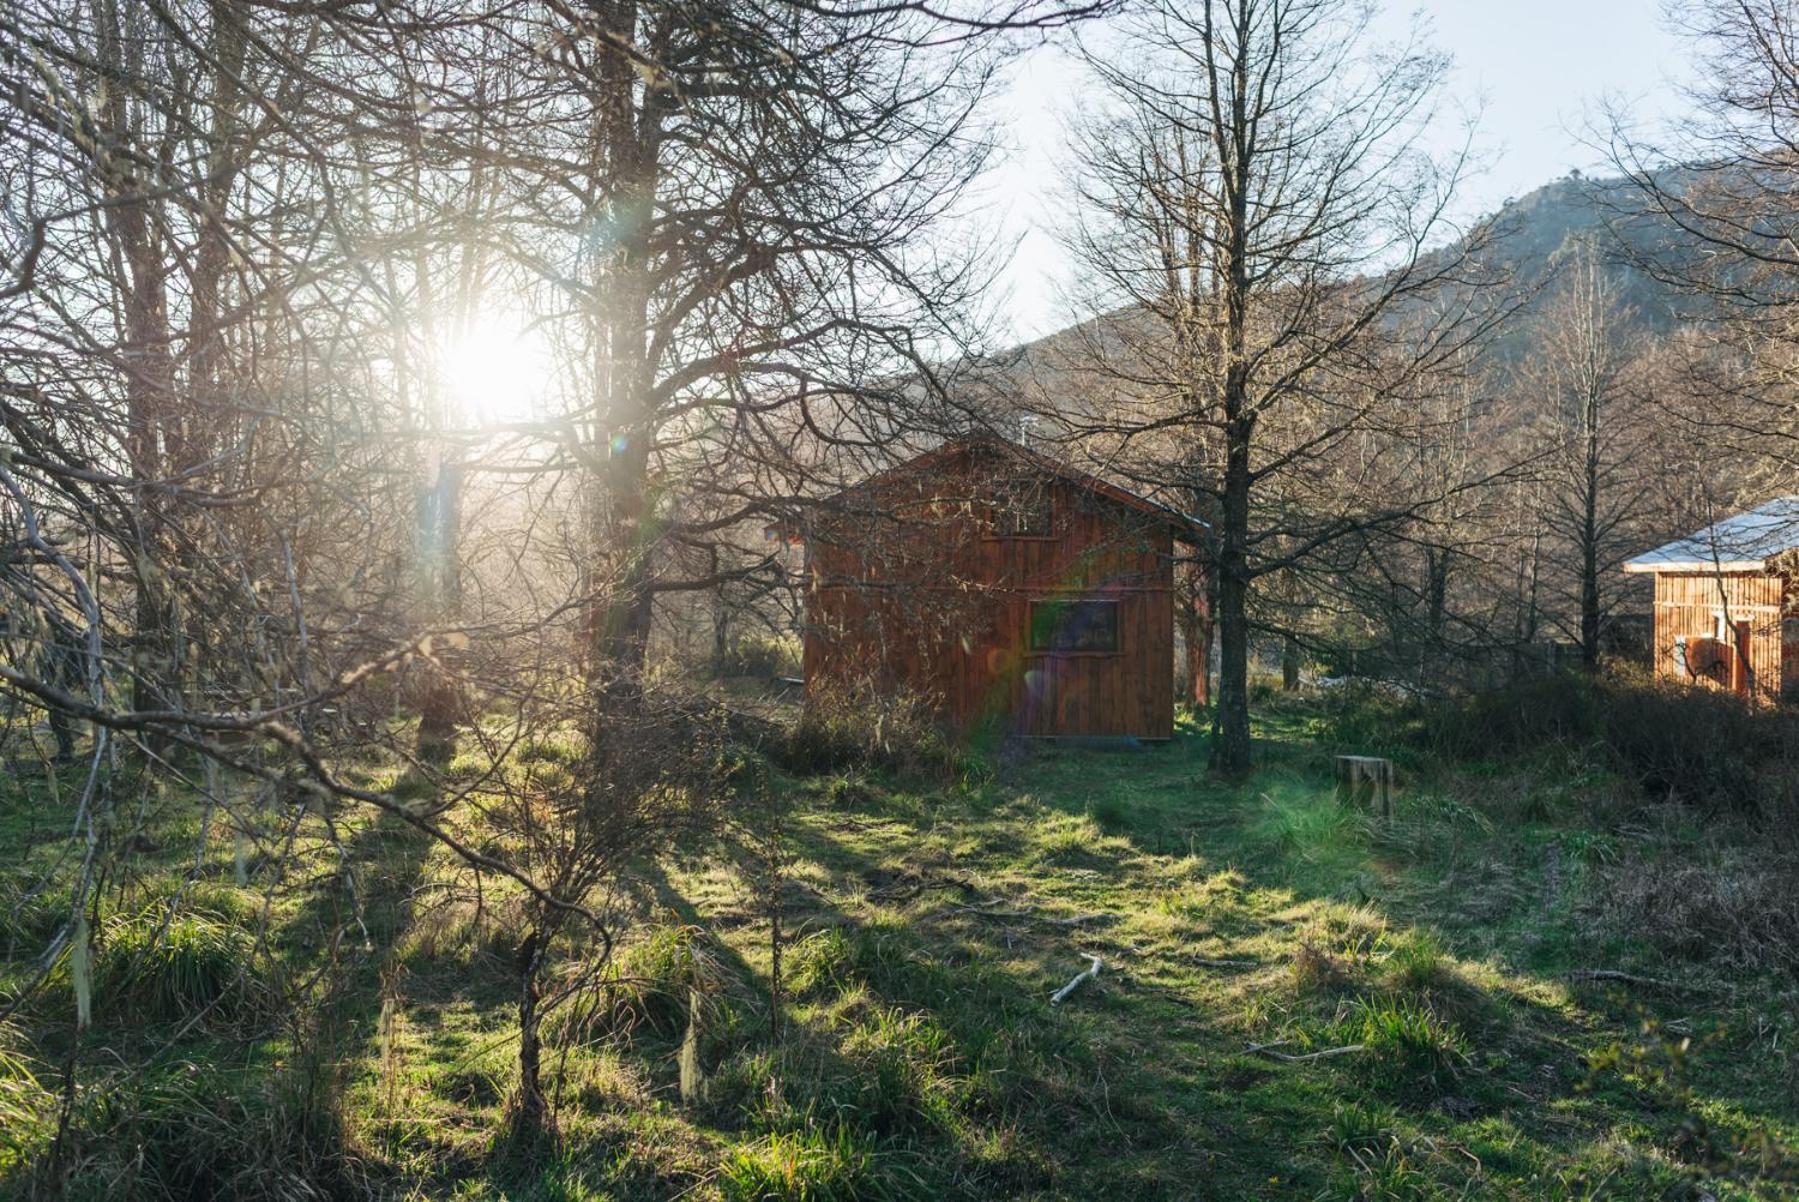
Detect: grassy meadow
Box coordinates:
(3, 690, 1798, 1199)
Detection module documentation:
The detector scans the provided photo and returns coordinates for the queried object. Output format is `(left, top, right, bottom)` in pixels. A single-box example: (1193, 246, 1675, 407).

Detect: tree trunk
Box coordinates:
(415, 672, 461, 762)
(105, 80, 178, 728)
(585, 0, 659, 731)
(1579, 542, 1600, 670)
(511, 928, 547, 1142)
(1281, 633, 1300, 691)
(415, 464, 463, 759)
(711, 559, 731, 671)
(1423, 545, 1449, 683)
(1513, 515, 1544, 679)
(1580, 406, 1602, 671)
(1211, 417, 1253, 775)
(1177, 563, 1212, 706)
(1211, 74, 1254, 776)
(1425, 548, 1448, 645)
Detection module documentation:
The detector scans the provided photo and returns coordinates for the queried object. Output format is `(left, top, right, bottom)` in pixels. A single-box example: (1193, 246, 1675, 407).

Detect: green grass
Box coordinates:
(3, 698, 1799, 1198)
(718, 1126, 889, 1201)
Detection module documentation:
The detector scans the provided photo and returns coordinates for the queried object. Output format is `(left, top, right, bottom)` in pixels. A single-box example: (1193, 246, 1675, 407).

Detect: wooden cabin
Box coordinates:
(796, 436, 1202, 739)
(1622, 497, 1799, 701)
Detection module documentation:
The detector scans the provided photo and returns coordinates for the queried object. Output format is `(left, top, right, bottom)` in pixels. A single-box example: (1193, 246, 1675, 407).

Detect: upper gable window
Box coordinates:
(999, 478, 1053, 538)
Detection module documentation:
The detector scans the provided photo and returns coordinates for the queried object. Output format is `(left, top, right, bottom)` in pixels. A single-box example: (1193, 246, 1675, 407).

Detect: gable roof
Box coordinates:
(812, 435, 1208, 538)
(1622, 497, 1799, 574)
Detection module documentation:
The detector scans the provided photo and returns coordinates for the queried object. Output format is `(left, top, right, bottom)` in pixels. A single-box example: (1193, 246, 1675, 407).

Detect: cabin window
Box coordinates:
(1028, 599, 1120, 654)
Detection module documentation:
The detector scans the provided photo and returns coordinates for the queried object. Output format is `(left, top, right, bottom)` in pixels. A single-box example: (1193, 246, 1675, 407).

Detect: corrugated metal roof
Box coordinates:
(1623, 497, 1799, 573)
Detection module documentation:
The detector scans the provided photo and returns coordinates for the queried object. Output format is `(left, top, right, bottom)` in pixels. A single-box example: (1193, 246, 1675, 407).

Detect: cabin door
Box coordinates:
(1731, 619, 1752, 697)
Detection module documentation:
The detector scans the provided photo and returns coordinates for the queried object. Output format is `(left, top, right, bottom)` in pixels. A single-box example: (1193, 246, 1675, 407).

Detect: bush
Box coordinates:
(1382, 672, 1799, 822)
(718, 1126, 876, 1202)
(714, 633, 802, 680)
(1601, 850, 1799, 973)
(786, 928, 857, 1000)
(35, 1055, 349, 1200)
(1033, 813, 1122, 867)
(596, 923, 719, 1040)
(1382, 929, 1449, 994)
(516, 732, 587, 767)
(1086, 795, 1130, 834)
(0, 1021, 53, 1174)
(822, 775, 876, 810)
(1415, 672, 1600, 762)
(95, 908, 263, 1026)
(1328, 996, 1468, 1102)
(1326, 1099, 1396, 1157)
(1315, 681, 1430, 763)
(0, 877, 65, 960)
(782, 683, 959, 780)
(838, 1006, 957, 1134)
(1291, 942, 1351, 996)
(1597, 681, 1773, 812)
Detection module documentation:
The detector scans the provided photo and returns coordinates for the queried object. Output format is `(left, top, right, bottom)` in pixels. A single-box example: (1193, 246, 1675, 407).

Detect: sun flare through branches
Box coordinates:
(439, 318, 552, 426)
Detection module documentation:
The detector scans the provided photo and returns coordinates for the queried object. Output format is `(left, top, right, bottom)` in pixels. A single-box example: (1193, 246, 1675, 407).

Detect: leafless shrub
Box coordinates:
(1599, 849, 1799, 975)
(1386, 671, 1799, 823)
(784, 679, 961, 779)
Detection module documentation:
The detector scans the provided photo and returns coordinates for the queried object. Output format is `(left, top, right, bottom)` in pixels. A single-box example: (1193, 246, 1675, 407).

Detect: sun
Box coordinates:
(439, 319, 551, 425)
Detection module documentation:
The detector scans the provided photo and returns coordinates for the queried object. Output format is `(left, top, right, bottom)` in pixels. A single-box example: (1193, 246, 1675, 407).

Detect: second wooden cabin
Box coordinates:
(795, 436, 1203, 739)
(1623, 497, 1799, 701)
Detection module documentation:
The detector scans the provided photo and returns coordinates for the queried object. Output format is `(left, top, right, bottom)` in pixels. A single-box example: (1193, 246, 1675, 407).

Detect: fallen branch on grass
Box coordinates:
(1044, 912, 1110, 928)
(1190, 957, 1259, 969)
(948, 901, 1034, 920)
(1050, 955, 1103, 1005)
(1565, 969, 1699, 993)
(866, 879, 924, 902)
(867, 871, 974, 903)
(944, 901, 1111, 929)
(1245, 1040, 1367, 1063)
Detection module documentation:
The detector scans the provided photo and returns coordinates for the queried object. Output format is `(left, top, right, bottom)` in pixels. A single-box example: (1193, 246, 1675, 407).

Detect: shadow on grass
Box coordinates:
(715, 715, 1799, 1198)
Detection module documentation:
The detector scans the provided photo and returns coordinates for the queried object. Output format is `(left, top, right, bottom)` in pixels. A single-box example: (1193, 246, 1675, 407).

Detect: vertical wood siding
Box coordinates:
(1651, 571, 1788, 700)
(803, 445, 1178, 738)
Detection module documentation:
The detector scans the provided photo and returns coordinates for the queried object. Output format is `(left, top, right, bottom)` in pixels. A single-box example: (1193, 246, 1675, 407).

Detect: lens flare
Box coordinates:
(439, 319, 549, 424)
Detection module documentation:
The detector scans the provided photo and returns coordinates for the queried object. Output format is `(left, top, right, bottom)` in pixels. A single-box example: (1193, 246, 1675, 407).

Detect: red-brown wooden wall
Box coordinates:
(1650, 570, 1793, 700)
(801, 443, 1179, 738)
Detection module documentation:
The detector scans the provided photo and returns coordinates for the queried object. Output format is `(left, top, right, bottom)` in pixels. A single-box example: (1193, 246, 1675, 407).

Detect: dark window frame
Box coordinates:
(1026, 597, 1121, 656)
(983, 478, 1056, 540)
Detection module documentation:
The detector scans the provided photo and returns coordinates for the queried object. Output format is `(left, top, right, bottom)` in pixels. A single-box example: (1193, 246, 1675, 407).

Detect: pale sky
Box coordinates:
(987, 1, 1694, 342)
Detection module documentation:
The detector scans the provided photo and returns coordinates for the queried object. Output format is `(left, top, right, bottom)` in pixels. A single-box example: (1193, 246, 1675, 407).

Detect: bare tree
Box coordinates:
(0, 0, 1116, 1180)
(1042, 0, 1512, 772)
(1520, 244, 1670, 669)
(1607, 0, 1799, 480)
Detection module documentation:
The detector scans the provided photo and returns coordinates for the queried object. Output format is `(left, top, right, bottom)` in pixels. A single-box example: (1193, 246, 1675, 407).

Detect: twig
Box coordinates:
(1565, 969, 1698, 993)
(1044, 912, 1110, 927)
(1050, 955, 1103, 1005)
(947, 900, 1112, 928)
(1190, 957, 1259, 969)
(867, 871, 969, 902)
(1246, 1040, 1367, 1063)
(949, 903, 1034, 920)
(867, 879, 923, 901)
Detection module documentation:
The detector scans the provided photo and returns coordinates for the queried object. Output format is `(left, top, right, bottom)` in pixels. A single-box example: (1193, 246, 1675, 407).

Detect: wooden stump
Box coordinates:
(1334, 755, 1393, 818)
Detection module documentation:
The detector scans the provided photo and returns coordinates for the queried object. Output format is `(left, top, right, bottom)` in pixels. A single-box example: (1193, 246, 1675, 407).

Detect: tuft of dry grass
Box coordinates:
(1291, 940, 1352, 996)
(1601, 848, 1799, 974)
